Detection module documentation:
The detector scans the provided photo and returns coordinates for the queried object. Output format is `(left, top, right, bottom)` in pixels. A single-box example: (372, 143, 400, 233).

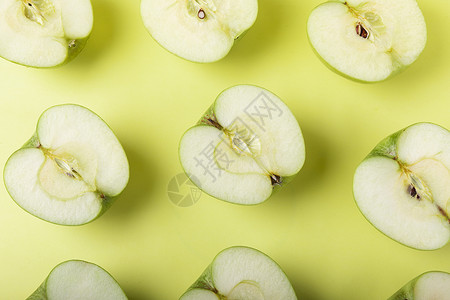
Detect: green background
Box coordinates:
(0, 0, 449, 299)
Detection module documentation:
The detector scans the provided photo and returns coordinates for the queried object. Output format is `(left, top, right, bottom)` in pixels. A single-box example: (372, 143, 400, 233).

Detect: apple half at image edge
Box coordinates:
(4, 104, 129, 225)
(307, 0, 426, 82)
(0, 0, 93, 67)
(353, 123, 450, 250)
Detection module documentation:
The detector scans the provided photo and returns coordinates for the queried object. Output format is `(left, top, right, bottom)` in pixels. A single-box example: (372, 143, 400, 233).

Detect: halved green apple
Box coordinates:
(180, 246, 297, 300)
(179, 85, 305, 205)
(4, 104, 129, 225)
(307, 0, 427, 82)
(27, 260, 128, 300)
(353, 123, 449, 250)
(388, 271, 450, 300)
(0, 0, 93, 67)
(140, 0, 258, 63)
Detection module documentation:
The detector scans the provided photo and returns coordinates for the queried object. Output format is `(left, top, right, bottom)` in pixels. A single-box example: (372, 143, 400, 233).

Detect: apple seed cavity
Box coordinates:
(202, 114, 284, 188)
(22, 0, 55, 26)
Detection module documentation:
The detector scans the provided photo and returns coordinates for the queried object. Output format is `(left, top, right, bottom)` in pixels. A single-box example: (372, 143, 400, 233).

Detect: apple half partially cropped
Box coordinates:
(140, 0, 258, 63)
(180, 246, 297, 300)
(388, 271, 450, 300)
(4, 104, 129, 226)
(27, 260, 128, 300)
(179, 85, 305, 205)
(353, 123, 449, 250)
(307, 0, 426, 82)
(0, 0, 93, 67)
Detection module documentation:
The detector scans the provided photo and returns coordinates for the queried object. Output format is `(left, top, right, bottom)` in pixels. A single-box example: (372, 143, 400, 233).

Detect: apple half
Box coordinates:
(179, 85, 305, 205)
(388, 271, 450, 300)
(307, 0, 427, 82)
(140, 0, 258, 63)
(353, 123, 450, 250)
(180, 246, 297, 300)
(27, 260, 128, 300)
(0, 0, 93, 67)
(3, 104, 129, 226)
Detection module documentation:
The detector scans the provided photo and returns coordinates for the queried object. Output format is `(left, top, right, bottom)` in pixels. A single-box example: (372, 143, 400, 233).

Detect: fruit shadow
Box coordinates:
(71, 0, 118, 67)
(281, 121, 329, 201)
(222, 0, 308, 63)
(104, 140, 157, 221)
(291, 280, 325, 300)
(122, 287, 155, 300)
(378, 4, 444, 90)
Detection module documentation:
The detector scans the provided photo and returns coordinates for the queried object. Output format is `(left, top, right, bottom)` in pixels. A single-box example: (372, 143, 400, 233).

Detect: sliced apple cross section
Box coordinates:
(388, 271, 450, 300)
(179, 85, 305, 205)
(140, 0, 258, 63)
(0, 0, 93, 67)
(27, 260, 128, 300)
(353, 123, 450, 250)
(4, 104, 129, 225)
(179, 246, 297, 300)
(307, 0, 427, 82)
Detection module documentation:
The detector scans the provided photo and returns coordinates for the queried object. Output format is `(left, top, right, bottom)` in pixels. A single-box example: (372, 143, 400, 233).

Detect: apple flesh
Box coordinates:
(27, 260, 128, 300)
(0, 0, 93, 67)
(353, 123, 450, 250)
(3, 104, 129, 226)
(307, 0, 427, 82)
(179, 85, 305, 205)
(180, 246, 297, 300)
(388, 271, 450, 300)
(140, 0, 258, 63)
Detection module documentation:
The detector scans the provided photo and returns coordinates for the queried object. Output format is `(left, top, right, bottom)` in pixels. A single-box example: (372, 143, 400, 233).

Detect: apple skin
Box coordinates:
(0, 35, 90, 68)
(387, 271, 449, 300)
(143, 28, 255, 64)
(306, 31, 404, 84)
(26, 260, 128, 300)
(353, 122, 449, 250)
(3, 104, 129, 226)
(179, 85, 304, 205)
(306, 1, 424, 83)
(140, 0, 258, 63)
(180, 246, 296, 299)
(0, 0, 93, 69)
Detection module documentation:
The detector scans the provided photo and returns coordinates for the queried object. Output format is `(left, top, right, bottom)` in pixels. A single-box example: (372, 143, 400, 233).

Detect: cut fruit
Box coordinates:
(27, 260, 128, 300)
(179, 85, 305, 205)
(140, 0, 258, 63)
(388, 271, 450, 300)
(4, 104, 129, 226)
(0, 0, 93, 67)
(353, 123, 450, 250)
(307, 0, 426, 82)
(179, 246, 297, 300)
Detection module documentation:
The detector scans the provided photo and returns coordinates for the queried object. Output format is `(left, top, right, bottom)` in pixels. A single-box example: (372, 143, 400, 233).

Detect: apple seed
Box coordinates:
(407, 184, 420, 200)
(198, 9, 206, 19)
(356, 23, 369, 39)
(54, 158, 83, 180)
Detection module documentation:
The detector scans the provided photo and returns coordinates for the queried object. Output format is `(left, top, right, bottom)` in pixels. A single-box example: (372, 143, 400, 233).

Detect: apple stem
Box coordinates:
(205, 118, 223, 130)
(270, 174, 282, 186)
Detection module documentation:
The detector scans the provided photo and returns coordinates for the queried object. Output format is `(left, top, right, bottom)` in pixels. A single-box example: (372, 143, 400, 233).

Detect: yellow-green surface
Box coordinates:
(0, 0, 449, 299)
